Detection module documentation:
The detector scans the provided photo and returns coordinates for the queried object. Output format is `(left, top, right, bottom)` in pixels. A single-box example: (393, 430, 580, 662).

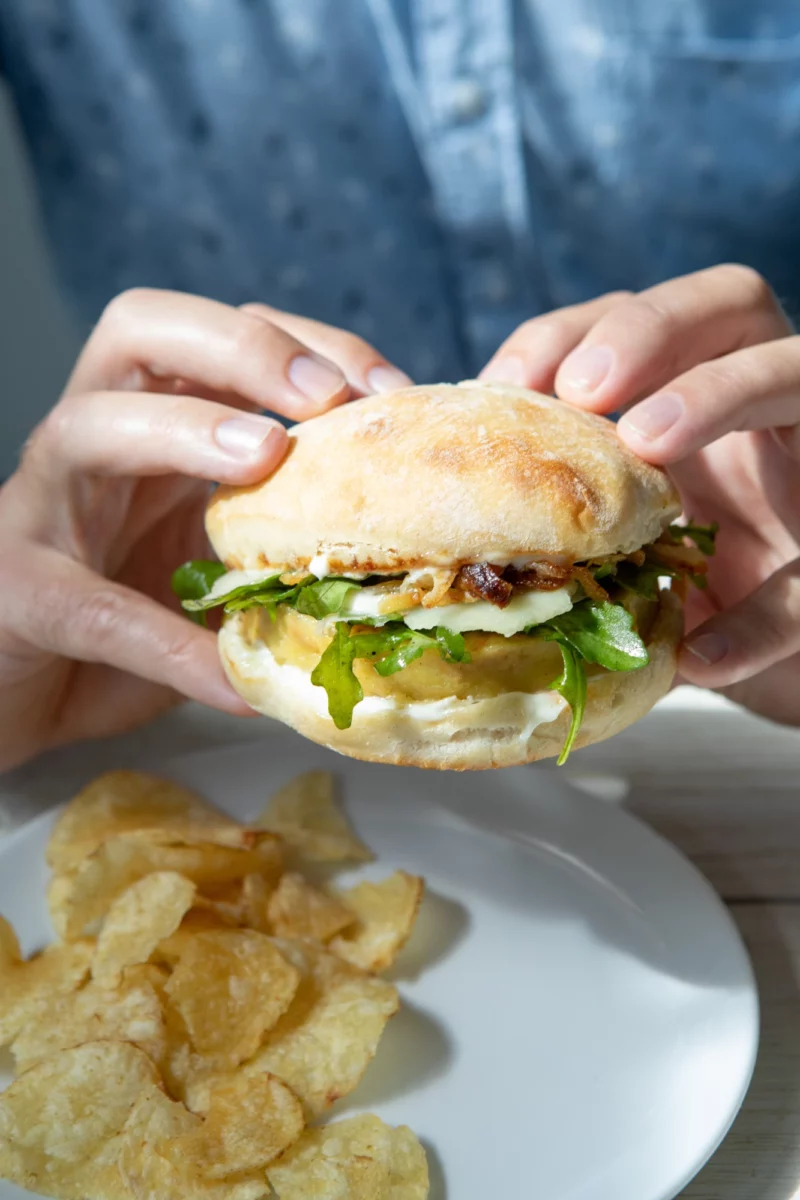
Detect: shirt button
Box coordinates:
(448, 79, 489, 123)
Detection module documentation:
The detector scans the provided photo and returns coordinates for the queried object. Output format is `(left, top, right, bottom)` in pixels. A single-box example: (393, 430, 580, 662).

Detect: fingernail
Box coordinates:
(480, 355, 527, 386)
(366, 364, 414, 394)
(619, 392, 684, 441)
(215, 416, 281, 457)
(288, 354, 345, 407)
(559, 345, 613, 394)
(682, 631, 729, 666)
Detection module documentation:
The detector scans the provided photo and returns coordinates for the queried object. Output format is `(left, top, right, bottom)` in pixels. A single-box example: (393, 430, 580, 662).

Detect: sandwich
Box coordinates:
(172, 382, 716, 769)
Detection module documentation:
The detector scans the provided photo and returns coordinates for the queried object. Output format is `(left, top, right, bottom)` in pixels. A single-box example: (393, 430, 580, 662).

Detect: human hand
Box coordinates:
(0, 289, 411, 771)
(482, 265, 800, 725)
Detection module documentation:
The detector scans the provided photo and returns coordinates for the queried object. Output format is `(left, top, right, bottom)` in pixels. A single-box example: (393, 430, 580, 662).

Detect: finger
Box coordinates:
(6, 547, 251, 715)
(241, 303, 413, 395)
(24, 390, 290, 486)
(615, 335, 800, 463)
(554, 264, 791, 414)
(67, 288, 350, 419)
(479, 292, 633, 392)
(678, 557, 800, 689)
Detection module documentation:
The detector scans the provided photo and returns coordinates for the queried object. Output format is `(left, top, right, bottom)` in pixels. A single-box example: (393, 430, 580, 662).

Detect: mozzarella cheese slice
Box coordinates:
(343, 584, 573, 635)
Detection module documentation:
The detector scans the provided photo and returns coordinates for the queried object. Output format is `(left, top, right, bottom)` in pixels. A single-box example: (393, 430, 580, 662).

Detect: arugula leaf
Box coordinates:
(310, 622, 364, 730)
(372, 630, 438, 676)
(225, 581, 312, 618)
(435, 626, 471, 663)
(294, 577, 360, 619)
(350, 627, 411, 659)
(535, 599, 648, 763)
(593, 562, 617, 581)
(667, 520, 719, 557)
(615, 560, 678, 600)
(548, 640, 587, 766)
(171, 560, 227, 626)
(182, 572, 284, 613)
(309, 621, 473, 724)
(539, 601, 649, 671)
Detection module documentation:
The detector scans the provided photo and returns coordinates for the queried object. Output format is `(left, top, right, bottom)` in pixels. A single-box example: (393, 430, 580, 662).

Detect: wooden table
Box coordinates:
(1, 687, 798, 1198)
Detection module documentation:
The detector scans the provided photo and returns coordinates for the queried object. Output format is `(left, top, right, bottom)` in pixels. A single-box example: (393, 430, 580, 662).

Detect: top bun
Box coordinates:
(207, 382, 681, 572)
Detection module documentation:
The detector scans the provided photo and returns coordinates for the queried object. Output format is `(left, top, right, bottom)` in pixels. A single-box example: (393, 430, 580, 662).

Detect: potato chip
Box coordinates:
(258, 771, 372, 864)
(164, 930, 300, 1064)
(331, 872, 424, 973)
(193, 880, 253, 926)
(267, 874, 355, 943)
(236, 940, 399, 1119)
(47, 770, 257, 872)
(165, 1072, 303, 1179)
(11, 967, 167, 1073)
(92, 871, 196, 986)
(118, 1086, 268, 1200)
(50, 834, 282, 940)
(153, 911, 234, 968)
(0, 1042, 160, 1200)
(238, 874, 274, 934)
(0, 915, 20, 969)
(0, 925, 93, 1046)
(268, 1115, 429, 1199)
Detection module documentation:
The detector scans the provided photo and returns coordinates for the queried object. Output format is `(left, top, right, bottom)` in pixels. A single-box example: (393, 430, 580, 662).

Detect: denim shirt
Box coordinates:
(2, 1, 799, 380)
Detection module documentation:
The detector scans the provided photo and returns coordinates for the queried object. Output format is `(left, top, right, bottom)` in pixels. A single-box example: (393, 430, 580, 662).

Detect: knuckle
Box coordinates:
(232, 311, 289, 364)
(717, 263, 776, 312)
(99, 287, 157, 330)
(516, 312, 576, 350)
(161, 625, 203, 675)
(620, 294, 681, 342)
(328, 329, 374, 362)
(72, 587, 128, 652)
(19, 399, 76, 473)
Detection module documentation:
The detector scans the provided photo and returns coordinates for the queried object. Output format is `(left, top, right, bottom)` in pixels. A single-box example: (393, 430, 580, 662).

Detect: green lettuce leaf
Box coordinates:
(310, 622, 364, 730)
(539, 600, 649, 671)
(548, 641, 587, 766)
(181, 570, 285, 613)
(294, 577, 360, 618)
(435, 626, 470, 663)
(615, 560, 679, 600)
(224, 579, 313, 617)
(171, 560, 227, 626)
(372, 630, 438, 676)
(667, 519, 719, 557)
(309, 621, 472, 726)
(176, 562, 360, 621)
(534, 598, 649, 763)
(592, 562, 617, 581)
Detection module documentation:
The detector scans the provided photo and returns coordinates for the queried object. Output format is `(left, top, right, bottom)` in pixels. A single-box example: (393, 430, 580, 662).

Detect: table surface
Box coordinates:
(1, 686, 799, 1199)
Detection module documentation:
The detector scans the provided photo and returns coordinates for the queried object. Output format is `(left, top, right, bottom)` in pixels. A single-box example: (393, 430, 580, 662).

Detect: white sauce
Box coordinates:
(231, 644, 566, 742)
(308, 553, 369, 580)
(207, 568, 279, 600)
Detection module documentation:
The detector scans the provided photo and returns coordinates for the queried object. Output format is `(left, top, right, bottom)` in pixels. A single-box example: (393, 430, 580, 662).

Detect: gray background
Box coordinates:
(0, 85, 79, 478)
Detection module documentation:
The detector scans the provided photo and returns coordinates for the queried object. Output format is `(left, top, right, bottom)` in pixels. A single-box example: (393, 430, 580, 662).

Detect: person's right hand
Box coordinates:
(0, 289, 411, 772)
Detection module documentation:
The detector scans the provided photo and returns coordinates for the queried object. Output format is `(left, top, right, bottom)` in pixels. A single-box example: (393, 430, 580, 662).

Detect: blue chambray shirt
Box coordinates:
(2, 1, 800, 382)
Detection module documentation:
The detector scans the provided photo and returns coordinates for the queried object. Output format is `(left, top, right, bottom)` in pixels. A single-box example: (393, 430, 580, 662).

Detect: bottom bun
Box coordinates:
(219, 591, 683, 770)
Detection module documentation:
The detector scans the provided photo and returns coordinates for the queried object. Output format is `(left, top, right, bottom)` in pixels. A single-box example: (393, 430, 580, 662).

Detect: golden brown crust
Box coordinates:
(206, 382, 681, 573)
(218, 591, 683, 770)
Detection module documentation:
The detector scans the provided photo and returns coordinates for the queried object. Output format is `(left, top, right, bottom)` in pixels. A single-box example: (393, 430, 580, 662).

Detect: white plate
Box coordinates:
(0, 733, 758, 1200)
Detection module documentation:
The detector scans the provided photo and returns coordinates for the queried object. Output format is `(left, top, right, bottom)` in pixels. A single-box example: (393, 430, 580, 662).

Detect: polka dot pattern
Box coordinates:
(1, 0, 800, 377)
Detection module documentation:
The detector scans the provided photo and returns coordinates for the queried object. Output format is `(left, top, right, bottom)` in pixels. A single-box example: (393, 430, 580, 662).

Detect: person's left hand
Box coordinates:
(481, 265, 800, 725)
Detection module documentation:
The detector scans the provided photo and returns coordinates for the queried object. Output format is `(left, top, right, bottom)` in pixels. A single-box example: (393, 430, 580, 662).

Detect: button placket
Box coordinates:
(410, 0, 542, 368)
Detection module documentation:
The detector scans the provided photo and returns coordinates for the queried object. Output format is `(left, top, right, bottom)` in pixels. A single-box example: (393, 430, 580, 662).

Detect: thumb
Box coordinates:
(678, 558, 800, 687)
